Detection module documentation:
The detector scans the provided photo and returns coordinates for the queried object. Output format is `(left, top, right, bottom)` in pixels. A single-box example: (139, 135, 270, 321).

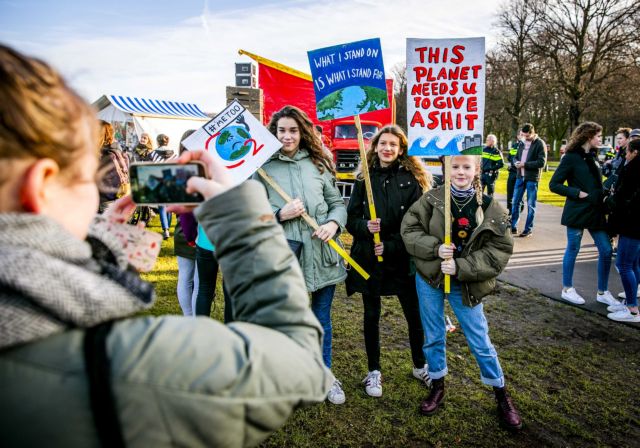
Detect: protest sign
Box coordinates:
(183, 100, 281, 185)
(406, 37, 485, 156)
(307, 38, 389, 121)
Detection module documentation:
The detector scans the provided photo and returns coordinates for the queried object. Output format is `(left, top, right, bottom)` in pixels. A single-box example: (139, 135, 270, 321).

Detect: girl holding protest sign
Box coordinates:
(346, 125, 432, 397)
(256, 105, 348, 405)
(401, 155, 523, 431)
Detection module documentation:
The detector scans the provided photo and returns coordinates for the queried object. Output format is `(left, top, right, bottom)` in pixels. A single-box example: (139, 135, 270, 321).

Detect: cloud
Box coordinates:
(2, 0, 501, 112)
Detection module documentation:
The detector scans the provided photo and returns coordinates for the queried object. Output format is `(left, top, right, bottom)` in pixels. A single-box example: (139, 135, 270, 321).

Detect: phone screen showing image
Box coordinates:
(130, 162, 206, 205)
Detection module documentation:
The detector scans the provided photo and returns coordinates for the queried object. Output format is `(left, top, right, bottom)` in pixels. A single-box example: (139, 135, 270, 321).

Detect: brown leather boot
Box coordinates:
(419, 377, 445, 415)
(494, 387, 523, 431)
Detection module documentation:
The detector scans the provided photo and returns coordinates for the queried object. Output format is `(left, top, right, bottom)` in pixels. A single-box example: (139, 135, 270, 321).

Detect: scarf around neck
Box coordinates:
(0, 214, 155, 350)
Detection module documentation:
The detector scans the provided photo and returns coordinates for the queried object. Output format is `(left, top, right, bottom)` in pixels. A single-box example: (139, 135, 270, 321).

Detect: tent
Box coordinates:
(92, 95, 211, 152)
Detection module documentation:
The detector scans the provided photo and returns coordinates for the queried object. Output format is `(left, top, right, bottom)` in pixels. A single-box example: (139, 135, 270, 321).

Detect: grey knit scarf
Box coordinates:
(0, 214, 155, 350)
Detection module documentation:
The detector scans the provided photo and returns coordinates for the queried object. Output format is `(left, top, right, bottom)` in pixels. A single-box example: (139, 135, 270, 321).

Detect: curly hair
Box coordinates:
(566, 122, 603, 153)
(98, 120, 115, 149)
(0, 45, 98, 184)
(267, 105, 335, 176)
(358, 125, 432, 192)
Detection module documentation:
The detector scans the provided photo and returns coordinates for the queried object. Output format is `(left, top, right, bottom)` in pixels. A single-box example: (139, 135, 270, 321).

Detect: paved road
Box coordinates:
(493, 194, 638, 328)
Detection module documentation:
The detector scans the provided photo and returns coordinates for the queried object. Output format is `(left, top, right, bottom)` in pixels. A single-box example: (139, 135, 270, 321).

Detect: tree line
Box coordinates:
(394, 0, 640, 158)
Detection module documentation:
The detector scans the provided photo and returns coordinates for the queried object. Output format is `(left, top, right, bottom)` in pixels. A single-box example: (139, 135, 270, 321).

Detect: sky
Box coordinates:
(0, 0, 504, 113)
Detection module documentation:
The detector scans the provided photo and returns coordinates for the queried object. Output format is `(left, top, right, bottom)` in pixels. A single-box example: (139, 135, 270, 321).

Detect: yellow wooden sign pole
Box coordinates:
(354, 114, 383, 262)
(257, 168, 370, 281)
(444, 156, 452, 294)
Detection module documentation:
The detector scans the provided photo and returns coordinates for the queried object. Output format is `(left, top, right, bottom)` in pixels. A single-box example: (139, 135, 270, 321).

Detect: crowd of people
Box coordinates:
(2, 44, 639, 446)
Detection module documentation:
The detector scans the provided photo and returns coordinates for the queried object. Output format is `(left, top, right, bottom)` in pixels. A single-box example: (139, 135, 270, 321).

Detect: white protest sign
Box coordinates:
(406, 37, 485, 156)
(183, 100, 282, 185)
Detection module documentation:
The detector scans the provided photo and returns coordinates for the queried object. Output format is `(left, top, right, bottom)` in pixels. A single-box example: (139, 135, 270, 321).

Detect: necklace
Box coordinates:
(451, 195, 475, 213)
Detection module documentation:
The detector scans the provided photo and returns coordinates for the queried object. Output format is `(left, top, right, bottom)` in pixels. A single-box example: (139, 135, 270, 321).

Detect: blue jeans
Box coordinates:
(311, 284, 336, 368)
(176, 256, 199, 316)
(562, 227, 612, 292)
(159, 206, 172, 231)
(616, 236, 640, 307)
(415, 275, 504, 387)
(511, 178, 538, 233)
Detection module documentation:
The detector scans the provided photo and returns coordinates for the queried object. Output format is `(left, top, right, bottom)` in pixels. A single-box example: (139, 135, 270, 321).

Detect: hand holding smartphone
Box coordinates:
(130, 161, 207, 205)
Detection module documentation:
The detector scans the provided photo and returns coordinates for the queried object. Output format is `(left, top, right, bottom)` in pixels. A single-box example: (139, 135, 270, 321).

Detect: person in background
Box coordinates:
(346, 125, 433, 398)
(174, 129, 199, 316)
(549, 122, 616, 307)
(510, 123, 547, 238)
(559, 139, 567, 159)
(97, 120, 129, 213)
(151, 133, 174, 239)
(256, 105, 348, 405)
(603, 128, 630, 178)
(131, 132, 154, 162)
(0, 44, 332, 447)
(605, 138, 640, 322)
(506, 131, 523, 215)
(401, 154, 522, 431)
(480, 134, 504, 196)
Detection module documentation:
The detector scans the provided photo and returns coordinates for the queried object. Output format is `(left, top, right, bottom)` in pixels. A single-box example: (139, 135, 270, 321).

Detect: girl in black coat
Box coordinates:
(606, 138, 640, 323)
(346, 125, 432, 397)
(549, 122, 615, 307)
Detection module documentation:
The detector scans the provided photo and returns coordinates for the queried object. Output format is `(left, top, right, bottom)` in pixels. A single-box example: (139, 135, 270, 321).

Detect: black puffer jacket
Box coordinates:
(606, 156, 640, 239)
(346, 163, 423, 297)
(549, 150, 606, 230)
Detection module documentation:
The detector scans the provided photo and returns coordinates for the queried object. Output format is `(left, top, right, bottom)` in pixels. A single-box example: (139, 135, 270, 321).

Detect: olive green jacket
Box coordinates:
(401, 186, 513, 306)
(0, 181, 333, 447)
(255, 149, 347, 292)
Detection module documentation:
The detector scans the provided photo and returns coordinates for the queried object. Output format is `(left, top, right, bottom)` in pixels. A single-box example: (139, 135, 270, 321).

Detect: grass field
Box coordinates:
(141, 213, 640, 447)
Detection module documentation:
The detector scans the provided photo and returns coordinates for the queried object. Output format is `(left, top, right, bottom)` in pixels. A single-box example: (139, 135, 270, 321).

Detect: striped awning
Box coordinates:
(105, 95, 209, 119)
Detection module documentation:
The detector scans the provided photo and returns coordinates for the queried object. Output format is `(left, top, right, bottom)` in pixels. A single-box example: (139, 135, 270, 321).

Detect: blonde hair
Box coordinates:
(0, 46, 98, 185)
(359, 125, 432, 192)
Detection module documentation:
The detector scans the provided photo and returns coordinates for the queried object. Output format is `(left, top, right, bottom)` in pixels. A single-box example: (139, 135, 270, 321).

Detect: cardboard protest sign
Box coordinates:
(308, 38, 389, 121)
(406, 37, 485, 156)
(183, 100, 281, 185)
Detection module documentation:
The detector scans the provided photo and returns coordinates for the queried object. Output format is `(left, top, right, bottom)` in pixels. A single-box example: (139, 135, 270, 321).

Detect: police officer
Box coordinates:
(481, 134, 504, 196)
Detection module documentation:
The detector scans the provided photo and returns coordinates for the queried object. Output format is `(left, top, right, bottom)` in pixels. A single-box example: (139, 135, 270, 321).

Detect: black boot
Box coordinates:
(420, 377, 445, 415)
(494, 386, 523, 431)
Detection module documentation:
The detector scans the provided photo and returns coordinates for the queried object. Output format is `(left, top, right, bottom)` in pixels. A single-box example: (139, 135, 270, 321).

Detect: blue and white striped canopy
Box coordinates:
(106, 95, 209, 119)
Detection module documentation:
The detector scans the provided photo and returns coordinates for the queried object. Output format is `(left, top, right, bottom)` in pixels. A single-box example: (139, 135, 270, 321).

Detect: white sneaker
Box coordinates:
(618, 290, 640, 300)
(607, 303, 628, 313)
(327, 379, 346, 405)
(596, 291, 620, 306)
(561, 287, 585, 304)
(608, 308, 640, 323)
(362, 370, 382, 397)
(412, 364, 432, 387)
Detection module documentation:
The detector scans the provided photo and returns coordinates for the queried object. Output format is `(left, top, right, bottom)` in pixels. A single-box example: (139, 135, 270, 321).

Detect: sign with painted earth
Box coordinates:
(406, 37, 485, 156)
(182, 100, 281, 186)
(308, 38, 389, 121)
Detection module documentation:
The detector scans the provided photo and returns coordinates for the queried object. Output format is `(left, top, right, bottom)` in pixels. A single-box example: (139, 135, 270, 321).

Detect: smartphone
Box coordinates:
(130, 161, 207, 205)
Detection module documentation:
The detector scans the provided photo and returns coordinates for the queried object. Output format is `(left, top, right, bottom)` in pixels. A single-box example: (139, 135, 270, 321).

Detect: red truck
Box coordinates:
(238, 50, 395, 196)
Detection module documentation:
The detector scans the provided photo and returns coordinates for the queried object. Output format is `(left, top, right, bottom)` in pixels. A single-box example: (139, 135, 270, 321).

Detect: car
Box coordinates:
(596, 145, 615, 165)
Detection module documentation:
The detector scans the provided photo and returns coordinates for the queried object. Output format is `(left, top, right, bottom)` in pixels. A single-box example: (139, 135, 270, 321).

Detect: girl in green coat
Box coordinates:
(257, 106, 348, 405)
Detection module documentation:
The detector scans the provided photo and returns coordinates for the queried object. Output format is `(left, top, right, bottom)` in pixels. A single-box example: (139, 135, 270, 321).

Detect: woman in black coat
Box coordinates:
(606, 138, 640, 323)
(346, 125, 432, 398)
(549, 122, 615, 306)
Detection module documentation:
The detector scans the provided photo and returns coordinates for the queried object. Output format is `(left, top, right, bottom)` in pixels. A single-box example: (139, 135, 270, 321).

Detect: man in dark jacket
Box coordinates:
(510, 123, 547, 237)
(506, 132, 523, 215)
(481, 134, 504, 196)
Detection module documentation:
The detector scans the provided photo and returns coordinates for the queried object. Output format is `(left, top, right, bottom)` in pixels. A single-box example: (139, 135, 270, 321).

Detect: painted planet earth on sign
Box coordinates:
(215, 125, 252, 161)
(316, 85, 388, 120)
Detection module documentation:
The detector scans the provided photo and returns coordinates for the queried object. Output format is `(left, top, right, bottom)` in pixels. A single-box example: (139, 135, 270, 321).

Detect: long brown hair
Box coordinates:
(98, 120, 115, 149)
(0, 45, 98, 184)
(359, 125, 432, 192)
(566, 122, 602, 153)
(267, 105, 335, 176)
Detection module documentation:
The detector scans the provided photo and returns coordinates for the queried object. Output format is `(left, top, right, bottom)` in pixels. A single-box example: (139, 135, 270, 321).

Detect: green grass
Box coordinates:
(142, 217, 640, 447)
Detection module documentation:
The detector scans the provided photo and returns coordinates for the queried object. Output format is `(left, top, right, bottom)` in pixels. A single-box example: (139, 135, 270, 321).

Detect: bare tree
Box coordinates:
(390, 62, 407, 132)
(492, 0, 541, 137)
(530, 0, 640, 129)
